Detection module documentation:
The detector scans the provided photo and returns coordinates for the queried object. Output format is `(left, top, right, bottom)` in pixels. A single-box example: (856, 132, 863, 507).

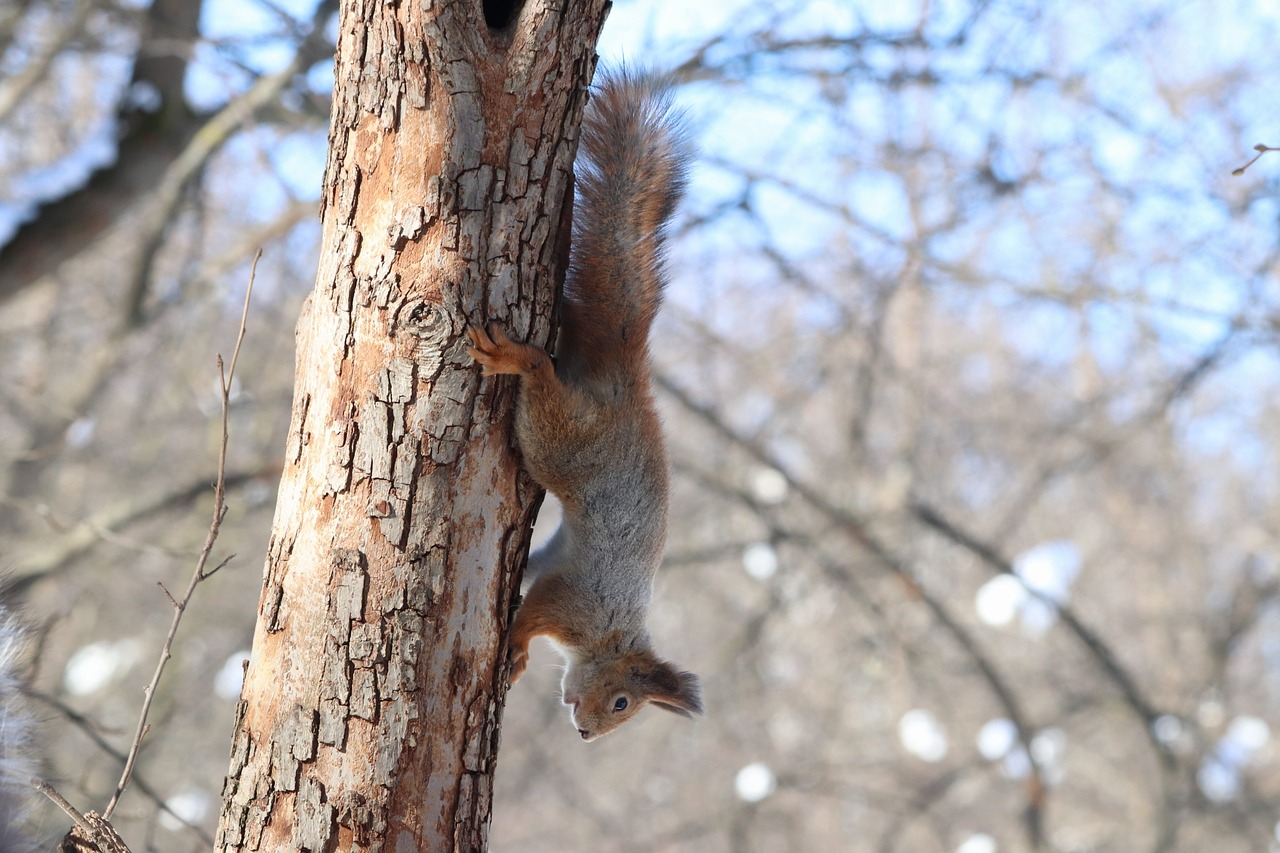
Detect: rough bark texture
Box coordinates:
(215, 1, 610, 850)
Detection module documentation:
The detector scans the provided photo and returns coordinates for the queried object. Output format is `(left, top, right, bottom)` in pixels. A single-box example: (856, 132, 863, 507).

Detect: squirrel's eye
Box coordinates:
(613, 696, 629, 712)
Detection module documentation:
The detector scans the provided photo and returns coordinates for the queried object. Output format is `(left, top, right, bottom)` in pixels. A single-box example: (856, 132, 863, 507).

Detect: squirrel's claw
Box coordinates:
(508, 646, 530, 685)
(467, 325, 501, 374)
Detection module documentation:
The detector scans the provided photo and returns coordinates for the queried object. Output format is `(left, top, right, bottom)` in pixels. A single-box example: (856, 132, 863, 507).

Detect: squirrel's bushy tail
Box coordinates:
(561, 68, 691, 382)
(0, 613, 35, 852)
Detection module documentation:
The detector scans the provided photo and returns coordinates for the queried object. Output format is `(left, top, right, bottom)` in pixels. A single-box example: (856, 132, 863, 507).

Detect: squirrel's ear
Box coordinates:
(637, 660, 704, 718)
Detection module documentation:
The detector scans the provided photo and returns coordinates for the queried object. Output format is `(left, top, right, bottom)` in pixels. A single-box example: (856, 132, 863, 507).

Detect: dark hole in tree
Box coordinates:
(483, 0, 523, 29)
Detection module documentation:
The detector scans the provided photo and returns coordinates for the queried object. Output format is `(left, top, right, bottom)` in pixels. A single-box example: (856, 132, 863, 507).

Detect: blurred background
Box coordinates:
(2, 0, 1279, 850)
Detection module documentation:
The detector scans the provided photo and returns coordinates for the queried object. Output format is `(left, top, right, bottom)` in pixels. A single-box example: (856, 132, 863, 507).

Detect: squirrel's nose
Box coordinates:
(578, 729, 590, 740)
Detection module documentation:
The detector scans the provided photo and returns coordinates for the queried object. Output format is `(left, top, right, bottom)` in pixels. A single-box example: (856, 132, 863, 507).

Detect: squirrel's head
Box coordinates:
(561, 648, 703, 741)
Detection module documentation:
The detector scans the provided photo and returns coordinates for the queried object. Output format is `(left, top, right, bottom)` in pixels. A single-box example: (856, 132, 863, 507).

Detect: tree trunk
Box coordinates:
(215, 2, 609, 850)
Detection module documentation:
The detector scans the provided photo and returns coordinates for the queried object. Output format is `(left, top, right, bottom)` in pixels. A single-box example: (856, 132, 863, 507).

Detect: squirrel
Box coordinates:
(467, 69, 704, 741)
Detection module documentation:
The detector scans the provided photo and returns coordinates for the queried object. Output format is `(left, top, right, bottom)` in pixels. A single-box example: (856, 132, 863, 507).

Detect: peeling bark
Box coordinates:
(214, 2, 610, 851)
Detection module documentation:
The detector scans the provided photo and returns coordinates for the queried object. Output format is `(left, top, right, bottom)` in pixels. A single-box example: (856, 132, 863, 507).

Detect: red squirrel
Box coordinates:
(468, 69, 703, 740)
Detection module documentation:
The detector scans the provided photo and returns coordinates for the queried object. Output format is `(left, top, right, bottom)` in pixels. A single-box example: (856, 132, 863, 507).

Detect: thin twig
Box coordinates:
(40, 777, 133, 852)
(1232, 143, 1280, 175)
(156, 582, 179, 609)
(203, 552, 236, 581)
(37, 779, 93, 834)
(101, 250, 260, 821)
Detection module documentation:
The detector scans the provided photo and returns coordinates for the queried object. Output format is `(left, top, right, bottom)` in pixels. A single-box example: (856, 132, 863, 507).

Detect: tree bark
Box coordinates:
(214, 2, 609, 850)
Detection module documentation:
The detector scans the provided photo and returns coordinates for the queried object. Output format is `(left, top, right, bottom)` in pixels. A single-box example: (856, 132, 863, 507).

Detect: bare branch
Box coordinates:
(1232, 143, 1280, 175)
(39, 779, 133, 853)
(101, 252, 258, 821)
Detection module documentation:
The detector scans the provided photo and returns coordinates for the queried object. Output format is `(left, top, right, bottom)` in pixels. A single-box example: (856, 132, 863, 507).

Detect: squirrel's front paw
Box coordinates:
(508, 645, 530, 685)
(467, 324, 518, 376)
(467, 324, 546, 378)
